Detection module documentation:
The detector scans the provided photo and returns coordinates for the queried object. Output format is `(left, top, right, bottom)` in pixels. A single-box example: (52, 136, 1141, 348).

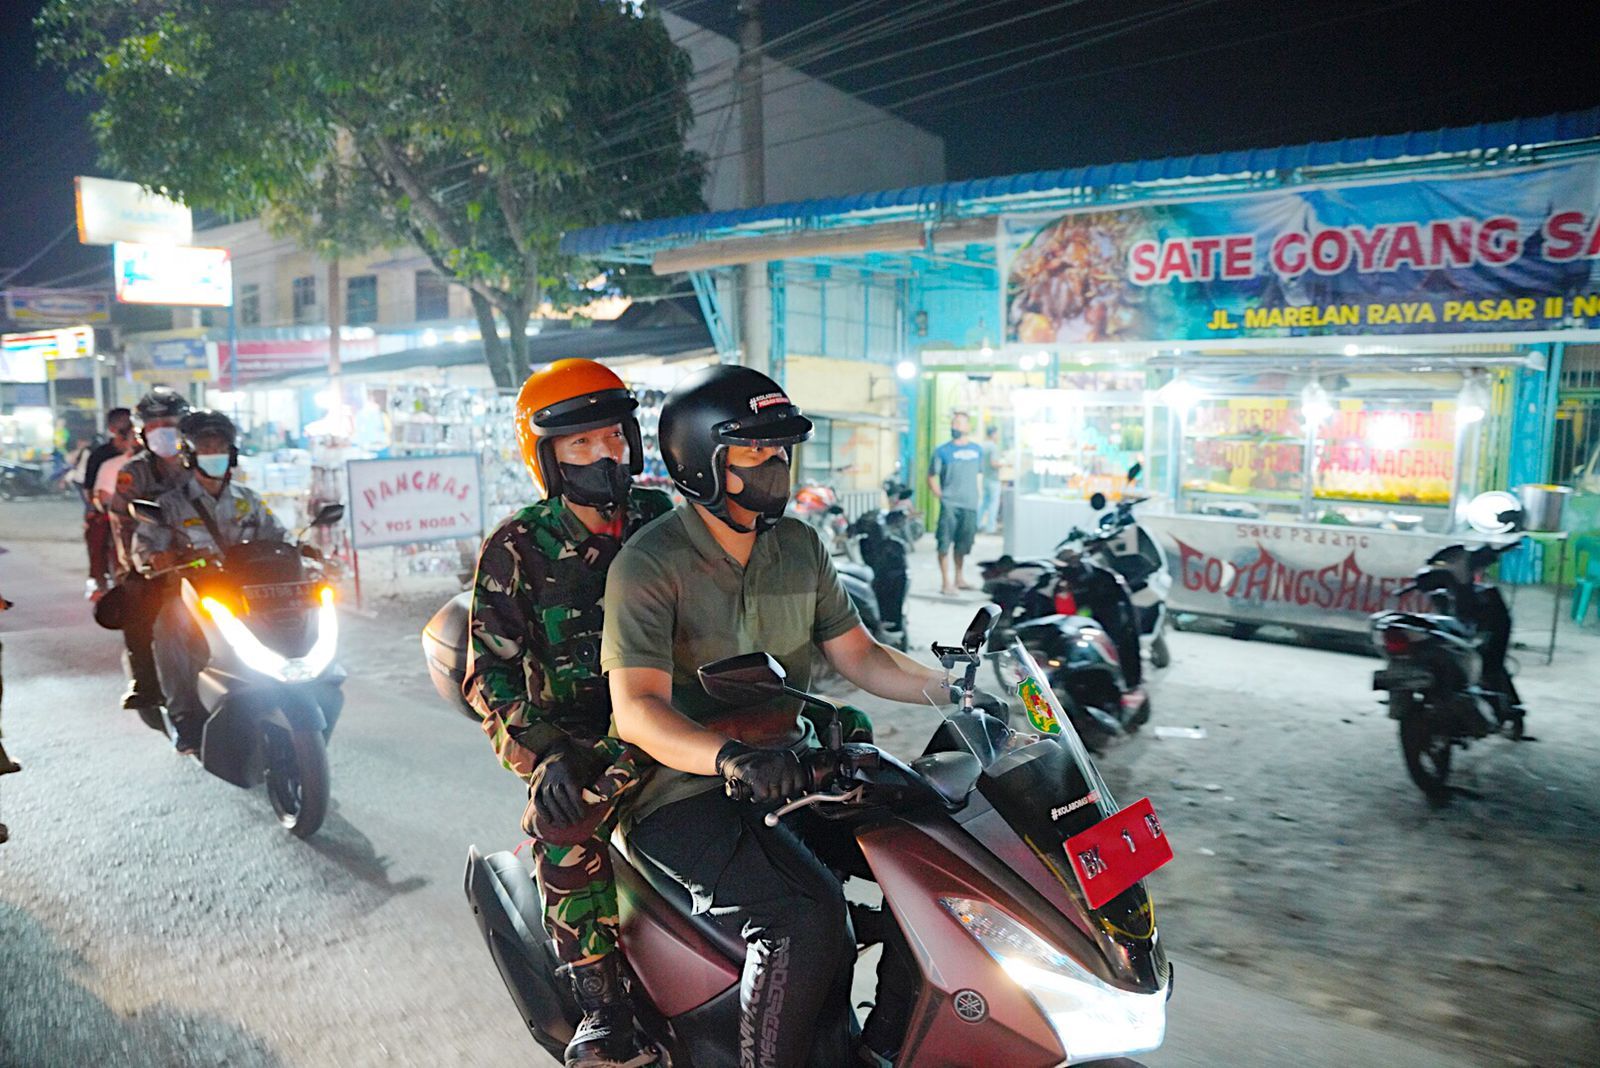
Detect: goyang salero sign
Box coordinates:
(346, 454, 483, 549)
(1003, 158, 1600, 345)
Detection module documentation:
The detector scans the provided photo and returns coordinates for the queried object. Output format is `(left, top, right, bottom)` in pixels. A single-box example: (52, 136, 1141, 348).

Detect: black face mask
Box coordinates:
(950, 425, 967, 440)
(559, 458, 631, 515)
(725, 455, 792, 524)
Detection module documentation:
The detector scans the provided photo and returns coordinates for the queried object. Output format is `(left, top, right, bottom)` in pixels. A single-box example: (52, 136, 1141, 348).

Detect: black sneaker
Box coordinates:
(121, 687, 164, 712)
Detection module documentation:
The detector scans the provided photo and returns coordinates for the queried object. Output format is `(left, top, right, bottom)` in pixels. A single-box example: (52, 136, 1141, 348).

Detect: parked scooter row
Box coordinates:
(465, 606, 1173, 1067)
(979, 467, 1169, 747)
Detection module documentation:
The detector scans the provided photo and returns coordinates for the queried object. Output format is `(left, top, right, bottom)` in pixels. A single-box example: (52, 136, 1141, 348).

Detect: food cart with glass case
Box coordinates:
(1141, 357, 1510, 634)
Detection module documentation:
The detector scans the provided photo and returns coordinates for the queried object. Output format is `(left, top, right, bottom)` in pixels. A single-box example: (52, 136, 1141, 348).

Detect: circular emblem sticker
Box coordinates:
(952, 989, 988, 1023)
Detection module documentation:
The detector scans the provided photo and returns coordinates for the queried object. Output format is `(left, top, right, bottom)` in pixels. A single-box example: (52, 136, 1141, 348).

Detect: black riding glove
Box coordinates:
(715, 740, 807, 803)
(531, 739, 607, 830)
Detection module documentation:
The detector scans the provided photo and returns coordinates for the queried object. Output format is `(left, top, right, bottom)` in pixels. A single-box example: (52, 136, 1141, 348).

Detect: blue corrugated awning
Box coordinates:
(563, 106, 1600, 259)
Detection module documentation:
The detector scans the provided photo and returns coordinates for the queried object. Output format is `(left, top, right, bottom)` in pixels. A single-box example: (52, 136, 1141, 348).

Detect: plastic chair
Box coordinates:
(1571, 533, 1600, 625)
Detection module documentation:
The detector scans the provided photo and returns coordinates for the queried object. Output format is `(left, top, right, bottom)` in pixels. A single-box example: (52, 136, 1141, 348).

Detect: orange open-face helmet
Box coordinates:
(514, 359, 642, 497)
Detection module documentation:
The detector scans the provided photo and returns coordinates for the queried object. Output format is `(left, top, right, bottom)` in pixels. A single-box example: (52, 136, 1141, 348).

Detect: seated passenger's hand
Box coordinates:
(716, 741, 807, 804)
(299, 544, 324, 562)
(531, 739, 608, 830)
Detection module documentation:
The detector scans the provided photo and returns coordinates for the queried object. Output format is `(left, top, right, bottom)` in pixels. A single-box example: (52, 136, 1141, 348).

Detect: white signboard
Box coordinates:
(114, 242, 233, 307)
(4, 287, 111, 325)
(1141, 513, 1512, 634)
(347, 454, 483, 549)
(76, 176, 193, 246)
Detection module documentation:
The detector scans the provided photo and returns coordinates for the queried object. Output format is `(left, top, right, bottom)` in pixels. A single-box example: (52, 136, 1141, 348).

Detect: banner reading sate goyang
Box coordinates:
(1002, 158, 1600, 345)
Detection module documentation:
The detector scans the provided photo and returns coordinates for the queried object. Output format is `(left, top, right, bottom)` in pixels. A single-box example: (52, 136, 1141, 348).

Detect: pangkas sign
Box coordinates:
(346, 454, 482, 549)
(1003, 158, 1600, 344)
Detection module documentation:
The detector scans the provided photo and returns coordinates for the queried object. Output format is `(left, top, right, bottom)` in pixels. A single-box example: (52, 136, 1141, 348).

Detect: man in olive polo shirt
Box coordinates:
(602, 365, 946, 1068)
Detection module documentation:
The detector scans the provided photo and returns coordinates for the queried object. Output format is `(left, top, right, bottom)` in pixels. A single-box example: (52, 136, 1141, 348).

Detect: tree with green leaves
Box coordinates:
(39, 0, 704, 387)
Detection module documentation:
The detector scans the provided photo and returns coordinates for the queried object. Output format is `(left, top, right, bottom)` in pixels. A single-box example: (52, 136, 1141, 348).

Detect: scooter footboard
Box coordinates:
(463, 847, 575, 1047)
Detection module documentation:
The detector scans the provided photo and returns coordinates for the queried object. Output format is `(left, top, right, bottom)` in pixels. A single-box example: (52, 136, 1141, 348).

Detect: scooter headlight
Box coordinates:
(940, 897, 1166, 1064)
(201, 587, 338, 684)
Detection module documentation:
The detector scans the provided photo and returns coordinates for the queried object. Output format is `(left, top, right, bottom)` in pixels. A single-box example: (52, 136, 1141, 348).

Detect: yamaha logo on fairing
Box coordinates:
(952, 989, 987, 1023)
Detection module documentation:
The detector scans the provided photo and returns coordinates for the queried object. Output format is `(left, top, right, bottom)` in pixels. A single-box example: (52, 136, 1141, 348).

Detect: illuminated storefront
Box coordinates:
(565, 108, 1600, 627)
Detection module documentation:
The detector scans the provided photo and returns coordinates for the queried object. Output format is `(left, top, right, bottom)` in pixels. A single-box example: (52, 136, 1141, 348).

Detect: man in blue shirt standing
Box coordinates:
(928, 409, 985, 595)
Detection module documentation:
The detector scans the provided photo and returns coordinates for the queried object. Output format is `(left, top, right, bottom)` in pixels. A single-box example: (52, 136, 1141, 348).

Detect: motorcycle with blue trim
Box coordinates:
(128, 500, 348, 836)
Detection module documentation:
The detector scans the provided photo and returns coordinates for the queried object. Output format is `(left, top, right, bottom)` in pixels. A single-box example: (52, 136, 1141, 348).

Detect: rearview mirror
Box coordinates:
(698, 652, 788, 705)
(1127, 462, 1143, 482)
(963, 604, 1001, 653)
(1089, 492, 1107, 510)
(128, 499, 164, 525)
(311, 503, 345, 528)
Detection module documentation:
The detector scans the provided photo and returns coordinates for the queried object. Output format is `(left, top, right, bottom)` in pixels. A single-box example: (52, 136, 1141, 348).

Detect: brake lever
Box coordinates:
(763, 786, 866, 827)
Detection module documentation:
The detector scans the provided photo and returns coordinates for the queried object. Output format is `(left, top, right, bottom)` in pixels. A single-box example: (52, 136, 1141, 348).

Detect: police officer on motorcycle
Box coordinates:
(131, 410, 282, 753)
(107, 387, 193, 717)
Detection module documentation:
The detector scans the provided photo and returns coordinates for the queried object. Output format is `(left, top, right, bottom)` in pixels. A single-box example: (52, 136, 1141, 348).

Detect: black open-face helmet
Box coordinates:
(135, 386, 190, 423)
(659, 364, 812, 508)
(177, 409, 239, 470)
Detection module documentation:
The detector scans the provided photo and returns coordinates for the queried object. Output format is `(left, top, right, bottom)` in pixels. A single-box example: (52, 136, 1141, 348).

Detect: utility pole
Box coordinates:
(736, 0, 772, 376)
(736, 0, 765, 208)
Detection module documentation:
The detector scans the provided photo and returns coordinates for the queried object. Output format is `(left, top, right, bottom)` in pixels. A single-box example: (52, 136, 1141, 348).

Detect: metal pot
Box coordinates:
(1517, 483, 1572, 532)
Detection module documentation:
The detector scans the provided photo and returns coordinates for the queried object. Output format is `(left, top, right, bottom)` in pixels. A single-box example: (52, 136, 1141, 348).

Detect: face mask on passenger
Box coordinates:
(145, 427, 180, 458)
(559, 458, 631, 513)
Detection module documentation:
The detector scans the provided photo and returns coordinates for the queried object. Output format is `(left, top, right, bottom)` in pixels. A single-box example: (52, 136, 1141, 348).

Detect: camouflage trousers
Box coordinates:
(531, 739, 648, 964)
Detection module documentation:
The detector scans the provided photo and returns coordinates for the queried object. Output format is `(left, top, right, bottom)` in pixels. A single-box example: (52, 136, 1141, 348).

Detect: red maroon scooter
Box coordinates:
(465, 606, 1173, 1066)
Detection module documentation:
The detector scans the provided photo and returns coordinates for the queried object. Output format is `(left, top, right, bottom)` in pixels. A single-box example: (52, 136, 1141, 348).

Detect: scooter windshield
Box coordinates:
(921, 643, 1117, 826)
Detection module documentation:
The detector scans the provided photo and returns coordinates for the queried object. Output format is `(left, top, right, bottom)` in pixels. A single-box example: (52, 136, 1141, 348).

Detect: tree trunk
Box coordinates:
(505, 298, 533, 383)
(470, 291, 513, 389)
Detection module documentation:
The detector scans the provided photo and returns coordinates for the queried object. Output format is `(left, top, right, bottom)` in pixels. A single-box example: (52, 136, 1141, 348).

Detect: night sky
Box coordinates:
(2, 0, 1596, 294)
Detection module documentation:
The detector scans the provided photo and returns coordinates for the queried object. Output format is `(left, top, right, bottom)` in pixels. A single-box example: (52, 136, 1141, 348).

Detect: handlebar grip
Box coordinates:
(724, 778, 752, 803)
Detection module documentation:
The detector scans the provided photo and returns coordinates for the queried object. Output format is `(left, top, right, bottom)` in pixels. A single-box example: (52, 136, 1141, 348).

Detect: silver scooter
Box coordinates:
(130, 501, 347, 837)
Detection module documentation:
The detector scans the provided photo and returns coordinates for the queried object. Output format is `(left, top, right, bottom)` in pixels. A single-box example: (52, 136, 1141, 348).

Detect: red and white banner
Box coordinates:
(215, 337, 380, 385)
(1142, 513, 1501, 633)
(346, 454, 482, 549)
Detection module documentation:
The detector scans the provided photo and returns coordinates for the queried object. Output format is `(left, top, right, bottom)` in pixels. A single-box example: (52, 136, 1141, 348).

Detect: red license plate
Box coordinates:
(1064, 797, 1173, 909)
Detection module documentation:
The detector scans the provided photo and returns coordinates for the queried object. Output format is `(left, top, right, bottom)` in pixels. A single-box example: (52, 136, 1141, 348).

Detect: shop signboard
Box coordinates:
(76, 176, 193, 246)
(3, 326, 94, 371)
(213, 336, 380, 385)
(3, 287, 111, 326)
(1002, 158, 1600, 346)
(113, 242, 233, 306)
(1141, 513, 1492, 633)
(346, 454, 482, 549)
(133, 338, 214, 384)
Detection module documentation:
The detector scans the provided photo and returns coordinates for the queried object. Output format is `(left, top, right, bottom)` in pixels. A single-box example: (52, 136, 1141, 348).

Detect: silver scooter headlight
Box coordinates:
(940, 897, 1166, 1064)
(201, 587, 339, 684)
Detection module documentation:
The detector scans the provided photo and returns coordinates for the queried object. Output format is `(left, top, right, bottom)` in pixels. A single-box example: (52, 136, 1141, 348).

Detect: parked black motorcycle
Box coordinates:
(1370, 538, 1526, 799)
(980, 507, 1151, 746)
(0, 459, 69, 500)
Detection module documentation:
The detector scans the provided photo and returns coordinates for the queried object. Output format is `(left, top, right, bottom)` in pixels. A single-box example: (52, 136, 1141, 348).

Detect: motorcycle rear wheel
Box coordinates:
(266, 728, 330, 838)
(1396, 695, 1452, 798)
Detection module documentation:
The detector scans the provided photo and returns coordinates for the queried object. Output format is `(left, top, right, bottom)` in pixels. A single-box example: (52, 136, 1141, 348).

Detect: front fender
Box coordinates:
(199, 682, 341, 788)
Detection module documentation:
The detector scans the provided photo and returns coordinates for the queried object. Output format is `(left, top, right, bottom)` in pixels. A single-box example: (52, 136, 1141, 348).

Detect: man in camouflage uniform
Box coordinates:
(464, 359, 669, 1068)
(108, 387, 192, 715)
